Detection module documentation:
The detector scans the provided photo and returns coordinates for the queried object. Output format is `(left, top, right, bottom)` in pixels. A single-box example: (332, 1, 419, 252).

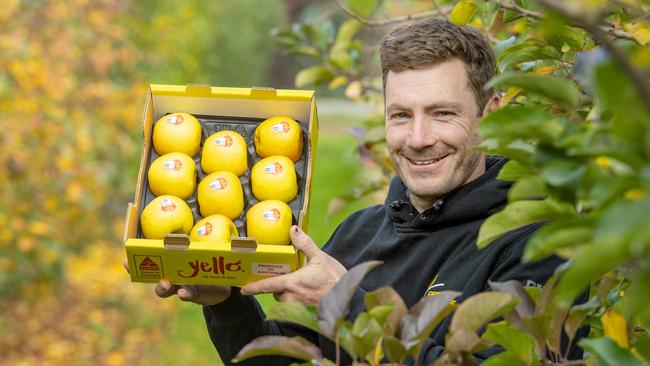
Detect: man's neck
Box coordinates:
(410, 196, 436, 213)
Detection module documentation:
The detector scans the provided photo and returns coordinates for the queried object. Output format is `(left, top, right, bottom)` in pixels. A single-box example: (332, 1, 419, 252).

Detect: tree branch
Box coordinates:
(498, 0, 636, 42)
(331, 0, 450, 27)
(534, 0, 650, 108)
(498, 0, 544, 20)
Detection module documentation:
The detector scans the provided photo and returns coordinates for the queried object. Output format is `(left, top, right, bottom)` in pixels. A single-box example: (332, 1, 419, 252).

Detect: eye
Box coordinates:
(391, 112, 410, 121)
(433, 111, 457, 119)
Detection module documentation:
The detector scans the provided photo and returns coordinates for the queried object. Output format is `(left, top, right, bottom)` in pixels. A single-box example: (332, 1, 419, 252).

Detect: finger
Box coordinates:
(155, 279, 178, 298)
(194, 285, 231, 306)
(273, 292, 284, 302)
(123, 258, 130, 273)
(290, 226, 322, 260)
(177, 285, 197, 302)
(241, 274, 292, 296)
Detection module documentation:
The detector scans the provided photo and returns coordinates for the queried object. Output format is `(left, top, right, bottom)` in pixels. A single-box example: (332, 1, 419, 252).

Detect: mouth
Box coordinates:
(405, 155, 448, 166)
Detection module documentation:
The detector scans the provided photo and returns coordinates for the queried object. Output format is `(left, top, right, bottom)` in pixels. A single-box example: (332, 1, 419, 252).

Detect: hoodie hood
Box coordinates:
(385, 156, 511, 231)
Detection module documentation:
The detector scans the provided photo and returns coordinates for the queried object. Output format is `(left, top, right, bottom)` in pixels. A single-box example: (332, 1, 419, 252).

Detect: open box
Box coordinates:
(123, 84, 318, 286)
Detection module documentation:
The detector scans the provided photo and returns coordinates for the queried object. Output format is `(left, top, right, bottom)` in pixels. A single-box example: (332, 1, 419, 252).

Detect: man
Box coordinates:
(153, 19, 564, 364)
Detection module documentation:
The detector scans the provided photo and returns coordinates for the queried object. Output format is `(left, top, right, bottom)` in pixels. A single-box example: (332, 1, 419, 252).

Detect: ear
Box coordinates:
(481, 93, 501, 117)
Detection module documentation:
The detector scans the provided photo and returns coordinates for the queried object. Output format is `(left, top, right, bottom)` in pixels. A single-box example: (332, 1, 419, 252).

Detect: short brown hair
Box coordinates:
(379, 19, 496, 111)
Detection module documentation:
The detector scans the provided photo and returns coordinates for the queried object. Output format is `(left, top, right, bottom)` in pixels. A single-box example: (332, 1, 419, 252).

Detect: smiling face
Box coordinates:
(385, 58, 497, 212)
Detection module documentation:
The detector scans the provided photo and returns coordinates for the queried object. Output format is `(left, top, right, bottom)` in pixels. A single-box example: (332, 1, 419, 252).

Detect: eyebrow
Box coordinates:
(386, 102, 464, 112)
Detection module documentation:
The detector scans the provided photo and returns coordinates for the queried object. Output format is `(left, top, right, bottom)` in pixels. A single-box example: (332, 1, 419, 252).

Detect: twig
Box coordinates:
(498, 0, 636, 42)
(335, 335, 341, 366)
(498, 0, 544, 20)
(331, 0, 451, 26)
(430, 0, 443, 14)
(534, 0, 650, 109)
(553, 360, 587, 366)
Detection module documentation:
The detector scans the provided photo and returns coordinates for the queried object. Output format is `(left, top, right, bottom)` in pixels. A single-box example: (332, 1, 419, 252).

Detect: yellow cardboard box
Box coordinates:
(123, 84, 318, 286)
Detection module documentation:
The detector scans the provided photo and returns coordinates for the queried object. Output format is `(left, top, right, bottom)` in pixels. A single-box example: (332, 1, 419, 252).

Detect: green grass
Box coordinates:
(161, 302, 219, 366)
(162, 109, 373, 365)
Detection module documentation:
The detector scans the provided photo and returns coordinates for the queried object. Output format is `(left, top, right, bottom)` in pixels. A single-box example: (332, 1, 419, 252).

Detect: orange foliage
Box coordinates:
(0, 0, 176, 364)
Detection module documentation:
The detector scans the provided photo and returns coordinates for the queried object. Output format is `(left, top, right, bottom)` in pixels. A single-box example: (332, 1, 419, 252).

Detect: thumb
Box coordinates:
(290, 226, 321, 260)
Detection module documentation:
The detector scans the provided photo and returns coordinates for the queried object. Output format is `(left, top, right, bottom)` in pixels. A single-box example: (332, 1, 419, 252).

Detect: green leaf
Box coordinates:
(523, 221, 592, 261)
(335, 18, 362, 45)
(346, 0, 380, 17)
(446, 292, 519, 354)
(383, 336, 408, 363)
(477, 139, 535, 165)
(579, 337, 646, 366)
(595, 196, 650, 244)
(540, 159, 588, 187)
(494, 36, 517, 58)
(498, 41, 561, 72)
(450, 0, 477, 26)
(538, 14, 585, 51)
(329, 19, 363, 70)
(523, 286, 541, 305)
(503, 9, 522, 23)
(368, 305, 394, 328)
(553, 240, 627, 308)
(564, 297, 599, 340)
(266, 302, 321, 335)
(482, 321, 537, 365)
(486, 72, 580, 108)
(365, 286, 407, 335)
(288, 46, 321, 59)
(632, 333, 650, 364)
(317, 261, 382, 338)
(445, 327, 488, 354)
(508, 176, 547, 202)
(488, 280, 535, 320)
(450, 292, 519, 333)
(232, 336, 322, 363)
(619, 269, 650, 326)
(295, 66, 334, 87)
(479, 105, 563, 145)
(481, 351, 527, 366)
(399, 291, 460, 355)
(351, 312, 383, 358)
(335, 321, 357, 359)
(297, 22, 331, 50)
(594, 60, 650, 153)
(477, 198, 576, 249)
(498, 160, 535, 181)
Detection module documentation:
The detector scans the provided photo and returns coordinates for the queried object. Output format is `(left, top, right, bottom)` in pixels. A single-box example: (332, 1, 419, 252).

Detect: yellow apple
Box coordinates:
(152, 112, 202, 157)
(197, 171, 244, 220)
(147, 152, 196, 199)
(201, 130, 248, 176)
(140, 195, 194, 239)
(254, 116, 303, 162)
(190, 215, 239, 243)
(246, 200, 293, 245)
(251, 155, 298, 203)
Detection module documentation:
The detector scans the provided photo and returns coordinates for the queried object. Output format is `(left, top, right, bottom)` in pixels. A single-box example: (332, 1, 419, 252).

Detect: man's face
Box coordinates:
(385, 58, 488, 211)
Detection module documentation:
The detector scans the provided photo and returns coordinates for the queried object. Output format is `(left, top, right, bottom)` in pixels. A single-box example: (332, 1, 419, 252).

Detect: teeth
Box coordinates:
(409, 156, 443, 165)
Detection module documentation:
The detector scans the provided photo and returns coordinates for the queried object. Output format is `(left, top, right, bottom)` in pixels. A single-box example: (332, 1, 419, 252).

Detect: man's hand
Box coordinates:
(122, 259, 231, 306)
(240, 225, 347, 305)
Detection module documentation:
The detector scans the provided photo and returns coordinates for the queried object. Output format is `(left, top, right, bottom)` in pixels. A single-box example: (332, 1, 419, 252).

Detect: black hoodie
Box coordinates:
(203, 156, 565, 365)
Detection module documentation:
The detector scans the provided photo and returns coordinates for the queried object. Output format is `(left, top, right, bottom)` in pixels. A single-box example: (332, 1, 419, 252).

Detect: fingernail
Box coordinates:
(179, 288, 193, 300)
(293, 226, 300, 235)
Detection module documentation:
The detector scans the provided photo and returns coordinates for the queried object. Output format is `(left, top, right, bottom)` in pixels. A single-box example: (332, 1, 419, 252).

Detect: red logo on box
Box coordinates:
(177, 256, 243, 278)
(136, 256, 163, 278)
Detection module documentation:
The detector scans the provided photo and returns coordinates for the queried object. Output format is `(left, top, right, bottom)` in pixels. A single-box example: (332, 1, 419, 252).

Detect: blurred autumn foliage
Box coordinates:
(0, 0, 288, 364)
(0, 0, 160, 364)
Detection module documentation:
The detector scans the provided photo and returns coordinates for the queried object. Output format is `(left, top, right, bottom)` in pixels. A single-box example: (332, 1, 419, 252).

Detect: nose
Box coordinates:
(407, 114, 437, 150)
